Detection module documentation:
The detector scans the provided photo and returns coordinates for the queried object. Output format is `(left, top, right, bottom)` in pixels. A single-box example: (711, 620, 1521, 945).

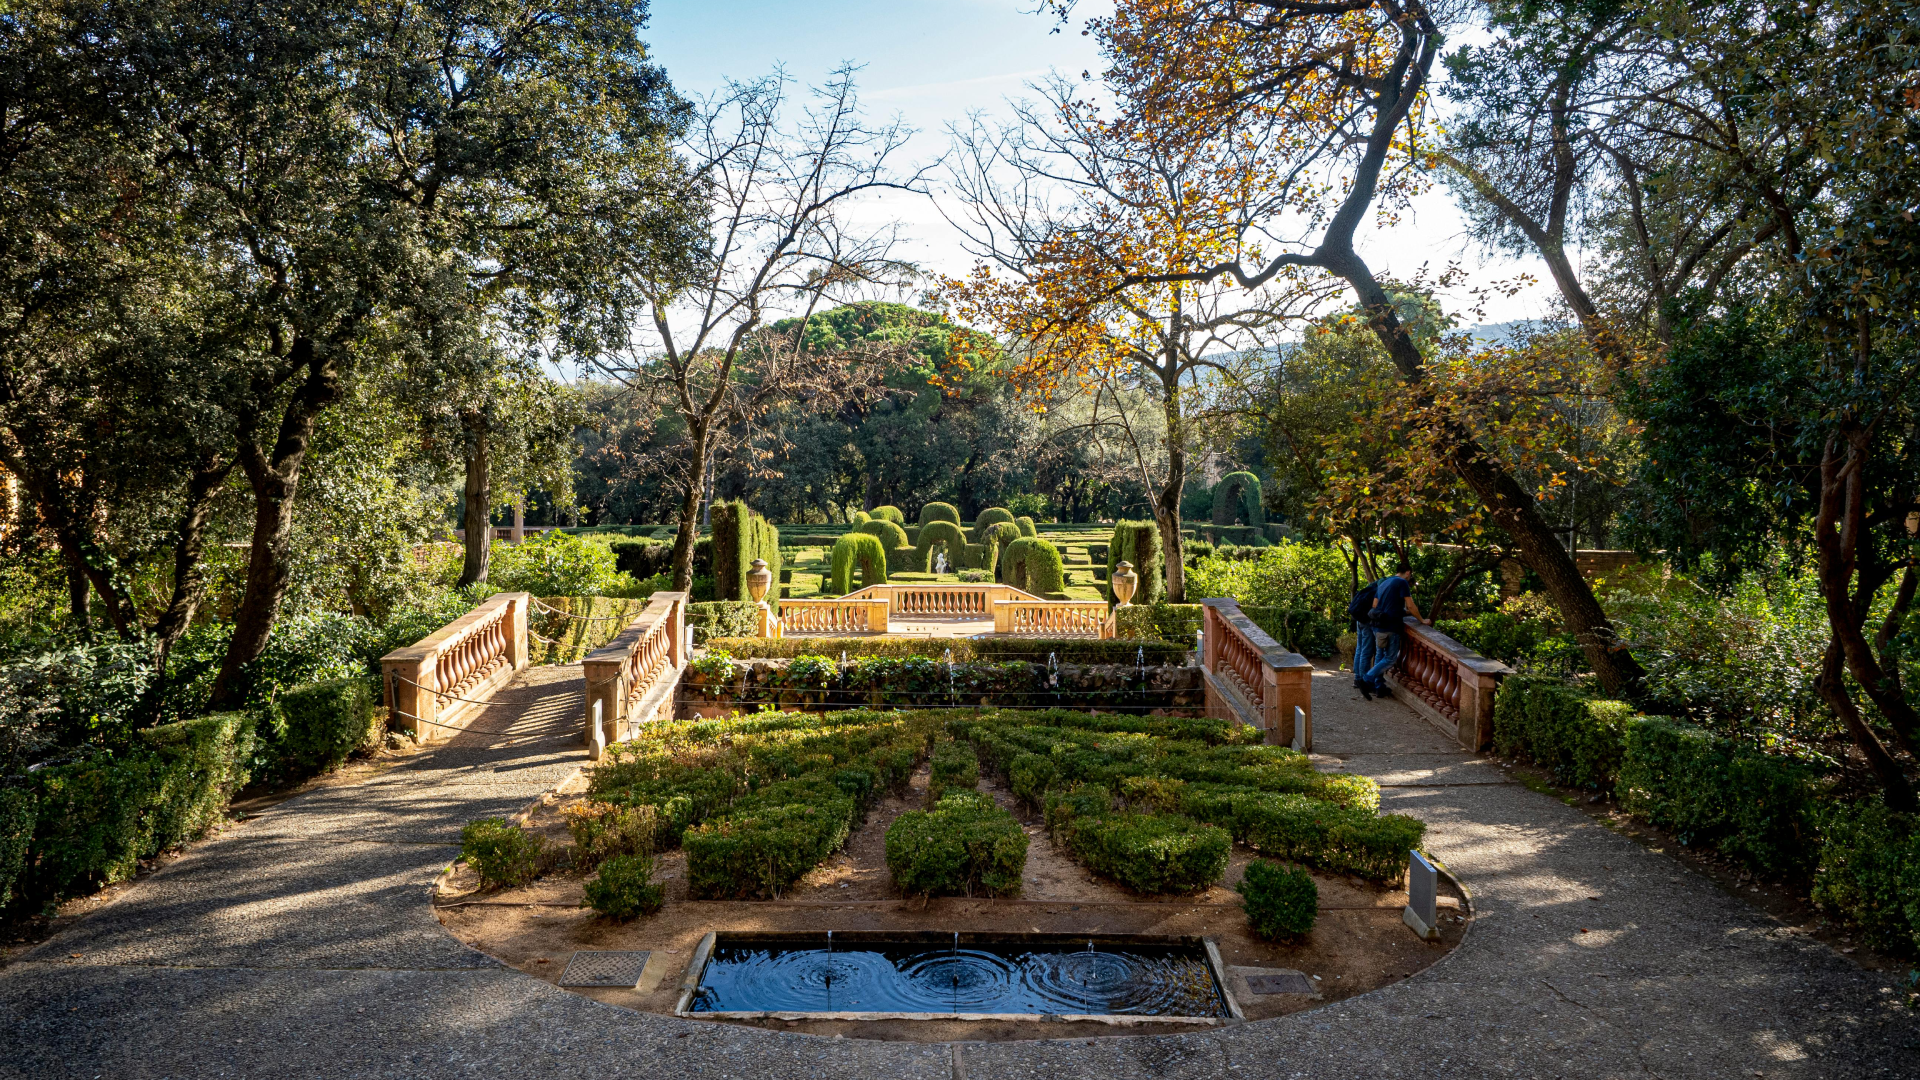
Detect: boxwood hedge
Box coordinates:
(886, 791, 1027, 898)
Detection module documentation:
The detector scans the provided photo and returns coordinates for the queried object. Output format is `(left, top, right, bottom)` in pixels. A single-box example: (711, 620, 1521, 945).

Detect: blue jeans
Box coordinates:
(1352, 621, 1375, 680)
(1362, 628, 1403, 689)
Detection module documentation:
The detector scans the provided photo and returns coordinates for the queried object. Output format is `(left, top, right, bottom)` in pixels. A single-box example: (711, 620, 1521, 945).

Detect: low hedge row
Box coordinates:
(687, 601, 760, 643)
(886, 791, 1027, 898)
(1115, 603, 1204, 646)
(1812, 802, 1920, 955)
(271, 678, 378, 779)
(1493, 675, 1822, 877)
(1046, 785, 1231, 894)
(687, 653, 1202, 714)
(702, 635, 1189, 665)
(1241, 860, 1317, 939)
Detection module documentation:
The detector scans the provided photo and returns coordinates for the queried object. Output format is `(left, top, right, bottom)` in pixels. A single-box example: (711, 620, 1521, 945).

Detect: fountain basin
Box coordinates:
(675, 931, 1240, 1024)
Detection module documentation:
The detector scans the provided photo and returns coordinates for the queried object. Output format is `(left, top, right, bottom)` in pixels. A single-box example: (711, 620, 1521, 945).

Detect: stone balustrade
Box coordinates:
(992, 599, 1115, 638)
(842, 582, 1041, 617)
(1199, 598, 1313, 749)
(1386, 617, 1512, 751)
(581, 591, 688, 757)
(775, 598, 891, 636)
(380, 592, 529, 742)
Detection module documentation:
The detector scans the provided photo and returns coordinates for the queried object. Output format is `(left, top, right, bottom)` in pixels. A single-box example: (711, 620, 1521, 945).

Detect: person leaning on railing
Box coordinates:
(1358, 561, 1429, 701)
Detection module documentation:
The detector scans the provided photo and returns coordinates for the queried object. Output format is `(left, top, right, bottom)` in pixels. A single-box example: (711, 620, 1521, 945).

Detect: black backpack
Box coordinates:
(1345, 582, 1376, 622)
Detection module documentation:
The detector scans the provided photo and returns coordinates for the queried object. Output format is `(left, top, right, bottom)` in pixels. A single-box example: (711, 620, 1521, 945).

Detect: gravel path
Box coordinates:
(2, 666, 1913, 1079)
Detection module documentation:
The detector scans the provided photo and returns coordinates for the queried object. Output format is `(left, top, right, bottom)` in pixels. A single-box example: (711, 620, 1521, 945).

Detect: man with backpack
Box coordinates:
(1358, 561, 1428, 700)
(1346, 578, 1377, 693)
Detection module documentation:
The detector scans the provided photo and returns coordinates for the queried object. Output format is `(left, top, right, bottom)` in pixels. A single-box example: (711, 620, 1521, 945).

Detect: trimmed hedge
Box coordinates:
(1181, 788, 1422, 881)
(1115, 603, 1203, 646)
(1241, 859, 1316, 939)
(1811, 802, 1920, 955)
(829, 532, 889, 594)
(702, 635, 1190, 666)
(609, 538, 673, 580)
(1000, 537, 1066, 595)
(1105, 521, 1164, 606)
(461, 817, 544, 888)
(928, 740, 981, 803)
(1491, 675, 1635, 791)
(886, 791, 1027, 898)
(858, 518, 911, 550)
(980, 521, 1022, 574)
(913, 519, 973, 572)
(1046, 789, 1230, 895)
(273, 677, 377, 778)
(869, 505, 906, 525)
(528, 596, 652, 664)
(972, 507, 1016, 544)
(1618, 717, 1821, 876)
(687, 601, 759, 643)
(711, 501, 782, 602)
(584, 853, 664, 918)
(918, 502, 962, 526)
(0, 786, 32, 907)
(1016, 516, 1038, 537)
(686, 793, 856, 899)
(1211, 471, 1265, 528)
(22, 712, 257, 903)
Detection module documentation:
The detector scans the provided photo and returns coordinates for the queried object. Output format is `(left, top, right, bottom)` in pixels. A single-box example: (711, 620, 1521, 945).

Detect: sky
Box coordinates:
(641, 0, 1557, 330)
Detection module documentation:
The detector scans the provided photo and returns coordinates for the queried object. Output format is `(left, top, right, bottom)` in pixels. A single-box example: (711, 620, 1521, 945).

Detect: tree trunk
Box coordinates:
(458, 417, 492, 587)
(671, 422, 708, 591)
(210, 341, 339, 708)
(1158, 372, 1187, 604)
(151, 457, 234, 663)
(1816, 638, 1915, 810)
(65, 548, 89, 639)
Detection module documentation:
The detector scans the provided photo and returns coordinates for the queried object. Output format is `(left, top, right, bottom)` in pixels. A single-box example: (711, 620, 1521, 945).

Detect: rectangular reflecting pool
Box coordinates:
(679, 932, 1232, 1020)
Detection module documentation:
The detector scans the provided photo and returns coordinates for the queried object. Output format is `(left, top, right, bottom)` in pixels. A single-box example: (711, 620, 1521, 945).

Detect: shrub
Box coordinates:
(609, 539, 673, 581)
(138, 712, 258, 854)
(1490, 676, 1635, 790)
(1241, 859, 1317, 939)
(1061, 810, 1231, 894)
(488, 532, 621, 596)
(1000, 538, 1066, 595)
(857, 519, 911, 550)
(1618, 717, 1821, 876)
(1437, 611, 1576, 671)
(565, 801, 658, 869)
(928, 740, 981, 803)
(460, 818, 545, 889)
(1187, 790, 1422, 881)
(850, 510, 870, 526)
(583, 854, 664, 919)
(0, 785, 32, 907)
(272, 678, 377, 779)
(869, 505, 906, 525)
(957, 569, 989, 582)
(1105, 521, 1164, 606)
(1115, 604, 1203, 646)
(1811, 802, 1920, 956)
(918, 502, 962, 527)
(1239, 606, 1343, 659)
(1184, 541, 1348, 616)
(980, 521, 1022, 574)
(886, 791, 1028, 898)
(1015, 515, 1038, 537)
(684, 796, 856, 899)
(1211, 471, 1265, 528)
(829, 532, 889, 594)
(526, 596, 652, 664)
(700, 636, 1189, 665)
(710, 501, 783, 602)
(1008, 753, 1058, 808)
(914, 519, 972, 572)
(686, 601, 759, 644)
(972, 507, 1016, 544)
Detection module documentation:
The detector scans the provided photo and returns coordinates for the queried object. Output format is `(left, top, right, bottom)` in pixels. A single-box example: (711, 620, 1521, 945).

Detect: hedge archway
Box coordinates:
(1001, 537, 1066, 595)
(829, 532, 888, 594)
(972, 507, 1015, 544)
(857, 519, 910, 550)
(1211, 471, 1265, 528)
(869, 505, 905, 525)
(979, 521, 1021, 575)
(913, 519, 971, 572)
(918, 502, 961, 527)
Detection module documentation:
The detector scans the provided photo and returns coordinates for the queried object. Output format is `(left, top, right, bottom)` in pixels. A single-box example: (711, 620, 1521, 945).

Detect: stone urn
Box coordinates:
(1111, 560, 1138, 607)
(747, 559, 774, 605)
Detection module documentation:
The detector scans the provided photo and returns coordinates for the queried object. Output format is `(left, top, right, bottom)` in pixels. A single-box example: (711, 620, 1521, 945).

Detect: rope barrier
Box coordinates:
(528, 597, 635, 623)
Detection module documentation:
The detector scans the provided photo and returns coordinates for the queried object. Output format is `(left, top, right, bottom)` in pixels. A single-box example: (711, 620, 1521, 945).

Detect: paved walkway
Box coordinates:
(2, 668, 1914, 1078)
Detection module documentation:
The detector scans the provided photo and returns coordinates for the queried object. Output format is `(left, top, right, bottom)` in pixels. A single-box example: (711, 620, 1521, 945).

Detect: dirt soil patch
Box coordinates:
(438, 762, 1469, 1041)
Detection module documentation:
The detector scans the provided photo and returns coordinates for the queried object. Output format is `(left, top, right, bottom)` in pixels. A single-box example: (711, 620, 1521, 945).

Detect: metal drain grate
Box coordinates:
(557, 950, 651, 988)
(1243, 970, 1316, 995)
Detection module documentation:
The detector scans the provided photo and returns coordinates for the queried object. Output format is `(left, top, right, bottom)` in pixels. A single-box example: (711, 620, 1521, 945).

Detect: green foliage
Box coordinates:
(885, 791, 1028, 898)
(829, 532, 889, 594)
(709, 501, 784, 603)
(271, 678, 377, 779)
(1811, 803, 1920, 956)
(1000, 538, 1066, 594)
(1056, 808, 1231, 894)
(685, 795, 856, 899)
(857, 519, 911, 550)
(487, 532, 621, 597)
(608, 538, 674, 581)
(565, 801, 658, 869)
(918, 502, 962, 526)
(928, 740, 981, 803)
(1239, 606, 1342, 658)
(583, 854, 664, 919)
(868, 505, 905, 524)
(0, 785, 33, 908)
(460, 818, 545, 889)
(686, 602, 760, 644)
(1211, 471, 1265, 528)
(850, 510, 870, 526)
(1008, 753, 1058, 809)
(702, 636, 1190, 665)
(526, 596, 653, 664)
(980, 521, 1022, 574)
(1115, 603, 1203, 646)
(913, 519, 973, 571)
(1618, 717, 1822, 876)
(1437, 611, 1579, 672)
(1015, 516, 1038, 537)
(1240, 860, 1318, 939)
(973, 507, 1016, 544)
(1105, 521, 1164, 606)
(1184, 541, 1349, 616)
(1490, 676, 1635, 790)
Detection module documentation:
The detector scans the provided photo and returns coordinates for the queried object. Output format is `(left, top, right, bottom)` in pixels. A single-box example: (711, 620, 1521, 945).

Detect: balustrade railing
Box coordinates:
(1199, 598, 1313, 749)
(993, 600, 1114, 638)
(842, 583, 1042, 618)
(1387, 618, 1511, 750)
(381, 592, 529, 742)
(583, 592, 688, 756)
(775, 598, 890, 636)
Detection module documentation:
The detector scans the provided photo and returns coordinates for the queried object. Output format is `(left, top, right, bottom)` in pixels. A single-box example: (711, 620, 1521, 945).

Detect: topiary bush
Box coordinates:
(272, 677, 377, 779)
(1240, 859, 1317, 939)
(857, 519, 911, 551)
(928, 740, 981, 803)
(684, 794, 857, 899)
(1105, 521, 1165, 606)
(583, 853, 665, 919)
(1490, 676, 1635, 790)
(1008, 752, 1058, 809)
(461, 818, 545, 889)
(980, 521, 1022, 575)
(869, 505, 906, 525)
(1015, 516, 1038, 537)
(886, 791, 1028, 898)
(828, 532, 889, 594)
(564, 801, 658, 869)
(999, 538, 1066, 595)
(913, 519, 972, 572)
(710, 500, 782, 602)
(918, 502, 962, 527)
(850, 510, 870, 526)
(972, 507, 1016, 544)
(686, 601, 759, 643)
(1058, 809, 1231, 894)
